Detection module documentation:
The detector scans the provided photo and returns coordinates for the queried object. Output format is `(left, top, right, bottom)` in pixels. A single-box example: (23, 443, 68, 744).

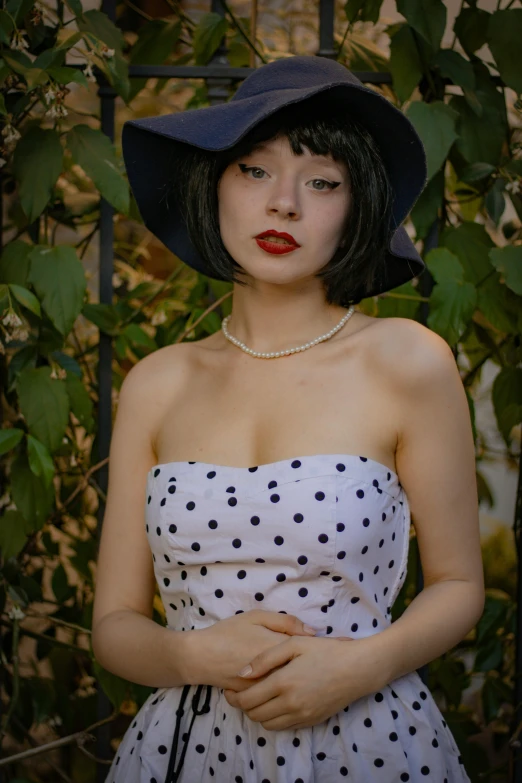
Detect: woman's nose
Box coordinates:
(266, 179, 300, 219)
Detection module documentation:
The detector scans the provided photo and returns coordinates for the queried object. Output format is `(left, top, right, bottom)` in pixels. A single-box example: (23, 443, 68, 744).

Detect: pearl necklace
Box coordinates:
(221, 305, 355, 359)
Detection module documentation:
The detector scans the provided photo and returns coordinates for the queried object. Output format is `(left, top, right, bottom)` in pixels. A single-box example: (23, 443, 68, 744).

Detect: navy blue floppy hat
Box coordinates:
(121, 55, 428, 299)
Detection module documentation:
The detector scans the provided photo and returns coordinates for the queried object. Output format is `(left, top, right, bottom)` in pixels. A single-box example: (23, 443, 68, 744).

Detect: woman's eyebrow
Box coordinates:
(245, 144, 344, 170)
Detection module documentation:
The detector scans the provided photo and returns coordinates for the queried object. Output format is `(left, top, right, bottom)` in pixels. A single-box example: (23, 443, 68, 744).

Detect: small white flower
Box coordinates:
(1, 124, 21, 145)
(10, 30, 29, 51)
(8, 606, 25, 621)
(506, 180, 521, 195)
(62, 436, 68, 443)
(57, 367, 67, 379)
(50, 368, 58, 379)
(11, 328, 29, 342)
(84, 61, 96, 83)
(70, 454, 77, 467)
(44, 85, 58, 104)
(151, 310, 167, 326)
(0, 158, 6, 169)
(45, 104, 68, 119)
(100, 45, 115, 59)
(112, 272, 123, 288)
(2, 311, 22, 328)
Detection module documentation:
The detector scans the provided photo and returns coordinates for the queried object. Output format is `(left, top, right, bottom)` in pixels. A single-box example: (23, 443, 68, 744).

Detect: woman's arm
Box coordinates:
(358, 320, 485, 686)
(91, 346, 196, 687)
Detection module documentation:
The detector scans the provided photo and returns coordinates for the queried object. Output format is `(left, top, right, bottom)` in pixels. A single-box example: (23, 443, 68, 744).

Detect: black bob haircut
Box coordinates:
(173, 91, 395, 307)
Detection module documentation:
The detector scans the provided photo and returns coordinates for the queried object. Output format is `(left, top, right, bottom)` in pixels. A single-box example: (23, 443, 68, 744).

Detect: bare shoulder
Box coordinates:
(119, 341, 191, 404)
(369, 316, 456, 385)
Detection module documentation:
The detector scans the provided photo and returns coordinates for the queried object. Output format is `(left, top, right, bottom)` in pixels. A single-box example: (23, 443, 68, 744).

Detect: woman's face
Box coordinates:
(217, 134, 351, 284)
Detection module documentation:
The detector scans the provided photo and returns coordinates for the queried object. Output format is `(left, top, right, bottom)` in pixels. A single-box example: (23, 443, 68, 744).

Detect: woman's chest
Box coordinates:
(153, 326, 401, 473)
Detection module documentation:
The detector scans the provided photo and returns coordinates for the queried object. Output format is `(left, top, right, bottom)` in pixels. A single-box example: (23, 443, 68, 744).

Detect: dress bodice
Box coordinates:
(145, 453, 410, 640)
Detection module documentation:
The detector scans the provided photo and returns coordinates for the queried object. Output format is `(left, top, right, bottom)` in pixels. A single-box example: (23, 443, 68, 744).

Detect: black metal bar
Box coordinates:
(317, 0, 337, 59)
(512, 449, 522, 779)
(206, 0, 233, 105)
(126, 64, 393, 83)
(96, 4, 117, 779)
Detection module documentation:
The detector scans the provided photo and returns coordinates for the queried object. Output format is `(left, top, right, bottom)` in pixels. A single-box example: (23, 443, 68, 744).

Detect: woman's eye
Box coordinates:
(312, 179, 339, 190)
(238, 164, 265, 179)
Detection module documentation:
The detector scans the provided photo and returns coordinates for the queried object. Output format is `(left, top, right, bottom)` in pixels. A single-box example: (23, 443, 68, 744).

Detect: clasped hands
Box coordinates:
(223, 633, 383, 731)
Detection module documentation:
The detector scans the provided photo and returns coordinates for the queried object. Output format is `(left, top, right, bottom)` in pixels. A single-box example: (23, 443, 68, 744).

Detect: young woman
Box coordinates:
(93, 56, 484, 783)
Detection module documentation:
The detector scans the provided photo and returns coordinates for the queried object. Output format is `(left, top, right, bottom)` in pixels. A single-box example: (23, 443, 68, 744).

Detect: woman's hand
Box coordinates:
(184, 610, 319, 691)
(223, 635, 383, 731)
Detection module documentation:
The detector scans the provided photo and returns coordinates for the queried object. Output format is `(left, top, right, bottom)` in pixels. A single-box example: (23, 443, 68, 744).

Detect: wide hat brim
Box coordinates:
(122, 55, 428, 299)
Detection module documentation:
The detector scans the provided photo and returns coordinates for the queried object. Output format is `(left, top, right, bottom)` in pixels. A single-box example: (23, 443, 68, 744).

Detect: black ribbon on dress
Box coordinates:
(164, 683, 213, 782)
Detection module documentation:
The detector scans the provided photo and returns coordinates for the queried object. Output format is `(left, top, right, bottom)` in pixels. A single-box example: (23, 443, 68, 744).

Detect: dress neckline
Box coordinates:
(148, 453, 399, 481)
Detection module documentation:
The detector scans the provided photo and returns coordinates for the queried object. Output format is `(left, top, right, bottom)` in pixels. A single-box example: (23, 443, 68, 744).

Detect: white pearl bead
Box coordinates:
(221, 306, 355, 359)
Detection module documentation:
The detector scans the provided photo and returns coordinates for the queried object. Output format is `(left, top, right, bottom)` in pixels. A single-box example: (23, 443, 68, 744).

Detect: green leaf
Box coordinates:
(123, 323, 157, 350)
(389, 25, 423, 103)
(482, 676, 511, 724)
(10, 452, 54, 530)
(16, 366, 70, 453)
(448, 61, 508, 167)
(484, 179, 505, 226)
(459, 162, 496, 183)
(66, 125, 129, 215)
(487, 10, 522, 95)
(425, 248, 477, 345)
(440, 220, 494, 285)
(76, 9, 125, 52)
(92, 659, 132, 711)
(7, 345, 37, 394)
(489, 246, 522, 296)
(0, 239, 32, 285)
(52, 563, 74, 602)
(453, 7, 490, 57)
(0, 11, 15, 45)
(396, 0, 446, 51)
(2, 49, 33, 76)
(491, 367, 522, 444)
(46, 65, 90, 89)
(405, 101, 459, 182)
(64, 0, 86, 19)
(27, 434, 55, 488)
(344, 0, 384, 24)
(114, 333, 129, 360)
(65, 372, 94, 433)
(410, 168, 444, 241)
(28, 245, 87, 335)
(432, 50, 475, 92)
(6, 0, 37, 26)
(475, 593, 508, 645)
(127, 19, 181, 103)
(70, 538, 96, 583)
(9, 283, 41, 317)
(51, 350, 82, 378)
(477, 274, 520, 334)
(0, 509, 31, 560)
(474, 636, 504, 672)
(97, 49, 131, 106)
(0, 428, 24, 455)
(82, 302, 121, 335)
(432, 657, 467, 708)
(28, 676, 56, 725)
(193, 13, 228, 66)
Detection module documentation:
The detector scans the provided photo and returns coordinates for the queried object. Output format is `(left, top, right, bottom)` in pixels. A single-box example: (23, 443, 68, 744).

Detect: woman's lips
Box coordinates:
(255, 238, 299, 255)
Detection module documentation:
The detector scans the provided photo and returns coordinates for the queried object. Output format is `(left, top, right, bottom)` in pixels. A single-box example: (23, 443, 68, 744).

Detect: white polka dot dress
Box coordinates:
(106, 454, 471, 783)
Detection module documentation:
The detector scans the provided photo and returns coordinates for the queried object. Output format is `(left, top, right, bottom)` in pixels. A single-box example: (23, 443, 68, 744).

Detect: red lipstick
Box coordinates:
(254, 229, 301, 255)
